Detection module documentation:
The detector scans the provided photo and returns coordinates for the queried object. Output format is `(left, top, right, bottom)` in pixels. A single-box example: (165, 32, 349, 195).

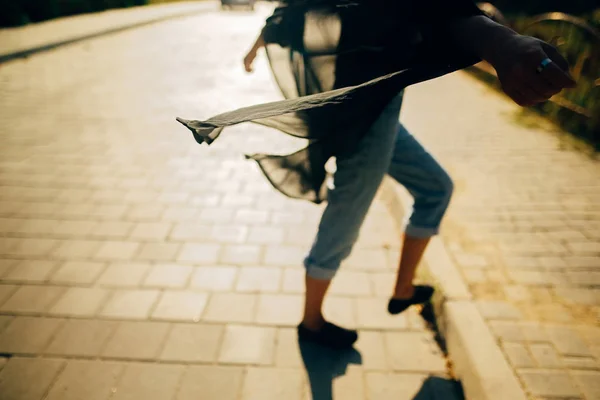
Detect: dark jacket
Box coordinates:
(177, 0, 483, 203)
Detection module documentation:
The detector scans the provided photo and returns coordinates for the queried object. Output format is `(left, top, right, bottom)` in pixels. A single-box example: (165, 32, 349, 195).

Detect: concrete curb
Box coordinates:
(382, 177, 529, 400)
(0, 2, 216, 64)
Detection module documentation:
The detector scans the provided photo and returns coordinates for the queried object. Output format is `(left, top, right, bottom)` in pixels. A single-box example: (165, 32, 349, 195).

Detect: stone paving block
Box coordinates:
(236, 266, 281, 293)
(571, 370, 600, 400)
(219, 325, 276, 365)
(0, 317, 64, 353)
(453, 252, 491, 269)
(564, 256, 599, 268)
(282, 268, 305, 294)
(247, 226, 285, 245)
(177, 243, 221, 264)
(53, 220, 96, 236)
(255, 294, 303, 326)
(366, 372, 428, 399)
(271, 211, 306, 225)
(0, 357, 64, 400)
(501, 342, 536, 368)
(199, 208, 234, 223)
(95, 241, 140, 261)
(507, 270, 568, 286)
(554, 287, 600, 306)
(343, 248, 388, 270)
(356, 298, 407, 329)
(99, 289, 159, 319)
(169, 223, 212, 240)
(333, 366, 366, 400)
(0, 316, 13, 334)
(323, 296, 357, 329)
(203, 293, 257, 323)
(562, 356, 599, 370)
(355, 331, 388, 370)
(545, 325, 593, 357)
(284, 226, 316, 246)
(125, 204, 164, 221)
(176, 365, 244, 400)
(221, 244, 262, 265)
(210, 225, 248, 243)
(263, 245, 306, 267)
(235, 209, 269, 224)
(160, 323, 223, 362)
(102, 321, 170, 360)
(46, 319, 117, 356)
(275, 328, 303, 367)
(51, 239, 103, 259)
(129, 222, 172, 240)
(384, 332, 446, 373)
(567, 271, 600, 286)
(503, 285, 532, 302)
(190, 266, 237, 291)
(518, 369, 581, 398)
(142, 264, 193, 288)
(10, 218, 54, 235)
(97, 262, 150, 287)
(0, 284, 18, 307)
(477, 301, 523, 320)
(162, 206, 199, 221)
(242, 367, 304, 400)
(46, 360, 124, 400)
(90, 221, 134, 238)
(112, 363, 184, 400)
(0, 285, 65, 314)
(461, 269, 487, 283)
(3, 260, 57, 283)
(528, 343, 563, 368)
(49, 261, 105, 284)
(566, 241, 600, 253)
(151, 291, 208, 321)
(136, 242, 181, 261)
(330, 271, 372, 296)
(8, 238, 58, 257)
(0, 259, 17, 278)
(49, 287, 109, 316)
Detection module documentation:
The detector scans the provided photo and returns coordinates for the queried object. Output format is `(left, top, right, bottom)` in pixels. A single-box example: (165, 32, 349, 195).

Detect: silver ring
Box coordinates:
(536, 58, 552, 73)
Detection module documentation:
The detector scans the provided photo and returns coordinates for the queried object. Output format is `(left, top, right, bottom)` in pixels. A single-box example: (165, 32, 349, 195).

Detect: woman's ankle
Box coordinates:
(392, 284, 415, 299)
(301, 315, 326, 331)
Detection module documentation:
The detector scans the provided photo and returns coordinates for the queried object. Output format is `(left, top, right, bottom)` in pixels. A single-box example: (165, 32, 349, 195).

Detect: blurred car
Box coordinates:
(221, 0, 255, 11)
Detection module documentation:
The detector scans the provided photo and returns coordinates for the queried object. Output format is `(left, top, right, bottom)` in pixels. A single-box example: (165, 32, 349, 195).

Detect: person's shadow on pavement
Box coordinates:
(412, 376, 465, 400)
(298, 340, 362, 400)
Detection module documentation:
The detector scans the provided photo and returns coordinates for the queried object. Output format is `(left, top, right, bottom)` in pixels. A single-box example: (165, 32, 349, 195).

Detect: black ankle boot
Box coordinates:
(387, 285, 434, 315)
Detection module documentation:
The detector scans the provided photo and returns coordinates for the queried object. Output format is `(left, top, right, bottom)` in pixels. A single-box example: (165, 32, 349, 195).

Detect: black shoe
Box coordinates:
(297, 322, 358, 349)
(387, 285, 435, 315)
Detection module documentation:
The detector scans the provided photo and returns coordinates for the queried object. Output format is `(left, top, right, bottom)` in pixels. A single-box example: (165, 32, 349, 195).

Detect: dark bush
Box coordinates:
(0, 0, 148, 27)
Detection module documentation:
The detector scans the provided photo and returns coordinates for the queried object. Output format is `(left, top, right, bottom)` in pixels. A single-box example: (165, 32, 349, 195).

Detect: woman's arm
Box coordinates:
(244, 31, 265, 73)
(448, 15, 576, 106)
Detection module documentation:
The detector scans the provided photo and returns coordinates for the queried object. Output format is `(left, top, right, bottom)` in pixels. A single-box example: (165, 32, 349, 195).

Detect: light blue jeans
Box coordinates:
(304, 93, 454, 280)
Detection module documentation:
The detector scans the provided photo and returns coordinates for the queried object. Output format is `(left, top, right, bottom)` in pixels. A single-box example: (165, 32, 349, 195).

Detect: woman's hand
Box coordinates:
(450, 16, 576, 106)
(487, 34, 576, 106)
(243, 31, 265, 73)
(244, 49, 258, 73)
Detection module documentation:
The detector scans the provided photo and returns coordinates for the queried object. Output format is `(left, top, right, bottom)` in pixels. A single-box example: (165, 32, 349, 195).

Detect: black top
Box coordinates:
(177, 0, 483, 203)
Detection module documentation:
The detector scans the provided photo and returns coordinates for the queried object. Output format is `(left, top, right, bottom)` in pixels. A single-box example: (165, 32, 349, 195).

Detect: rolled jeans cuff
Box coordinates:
(405, 223, 439, 238)
(303, 258, 337, 280)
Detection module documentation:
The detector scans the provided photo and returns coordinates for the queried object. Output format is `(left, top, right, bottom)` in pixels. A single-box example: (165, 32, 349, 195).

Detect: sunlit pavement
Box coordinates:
(0, 3, 463, 399)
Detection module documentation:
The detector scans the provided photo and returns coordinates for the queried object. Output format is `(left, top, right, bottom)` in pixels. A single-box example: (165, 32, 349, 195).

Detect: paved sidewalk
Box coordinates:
(0, 1, 215, 61)
(0, 4, 459, 400)
(402, 74, 600, 399)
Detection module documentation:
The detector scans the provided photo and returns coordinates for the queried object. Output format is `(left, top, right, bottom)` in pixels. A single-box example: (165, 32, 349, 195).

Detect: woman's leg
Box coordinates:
(387, 123, 454, 312)
(300, 94, 404, 343)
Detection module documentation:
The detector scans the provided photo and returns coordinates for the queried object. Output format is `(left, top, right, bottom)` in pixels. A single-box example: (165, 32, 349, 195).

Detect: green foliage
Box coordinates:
(0, 0, 148, 27)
